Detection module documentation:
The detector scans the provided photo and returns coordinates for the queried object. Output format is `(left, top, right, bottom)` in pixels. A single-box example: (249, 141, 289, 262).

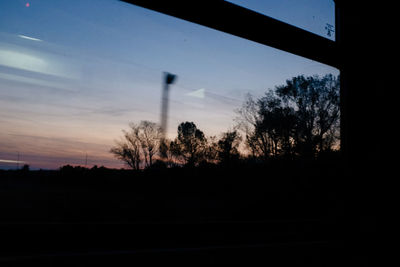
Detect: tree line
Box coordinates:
(110, 74, 340, 169)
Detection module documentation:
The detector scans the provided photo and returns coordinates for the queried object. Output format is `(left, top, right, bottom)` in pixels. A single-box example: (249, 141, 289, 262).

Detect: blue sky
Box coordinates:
(0, 0, 338, 169)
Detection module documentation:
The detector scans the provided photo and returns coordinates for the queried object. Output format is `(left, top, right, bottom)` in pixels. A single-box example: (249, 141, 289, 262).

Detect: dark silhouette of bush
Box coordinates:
(217, 130, 242, 165)
(21, 164, 30, 172)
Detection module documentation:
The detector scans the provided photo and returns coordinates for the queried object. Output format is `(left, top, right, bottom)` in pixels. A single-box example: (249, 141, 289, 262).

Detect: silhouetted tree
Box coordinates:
(236, 74, 340, 159)
(174, 122, 207, 166)
(257, 90, 297, 157)
(235, 94, 265, 158)
(217, 130, 241, 164)
(137, 121, 162, 167)
(159, 139, 179, 167)
(276, 74, 340, 157)
(110, 123, 141, 170)
(110, 121, 162, 169)
(204, 135, 219, 163)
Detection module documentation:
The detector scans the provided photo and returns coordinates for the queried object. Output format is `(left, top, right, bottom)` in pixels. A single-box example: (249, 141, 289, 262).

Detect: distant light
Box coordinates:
(26, 2, 30, 7)
(18, 35, 42, 42)
(0, 159, 25, 164)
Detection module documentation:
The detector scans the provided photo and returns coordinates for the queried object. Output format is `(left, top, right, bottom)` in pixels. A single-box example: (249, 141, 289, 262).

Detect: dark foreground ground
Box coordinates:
(0, 160, 378, 265)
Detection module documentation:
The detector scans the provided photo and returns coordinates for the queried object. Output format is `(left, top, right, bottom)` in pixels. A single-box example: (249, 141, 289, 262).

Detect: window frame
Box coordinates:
(121, 0, 338, 68)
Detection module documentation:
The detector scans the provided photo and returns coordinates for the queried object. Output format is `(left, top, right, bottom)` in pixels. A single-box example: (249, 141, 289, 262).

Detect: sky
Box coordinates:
(0, 0, 338, 170)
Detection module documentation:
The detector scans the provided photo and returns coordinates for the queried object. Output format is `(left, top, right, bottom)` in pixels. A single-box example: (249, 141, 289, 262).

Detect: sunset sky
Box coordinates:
(0, 0, 338, 169)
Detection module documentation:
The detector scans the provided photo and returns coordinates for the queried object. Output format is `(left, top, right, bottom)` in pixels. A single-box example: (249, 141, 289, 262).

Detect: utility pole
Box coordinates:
(160, 72, 177, 140)
(17, 152, 20, 170)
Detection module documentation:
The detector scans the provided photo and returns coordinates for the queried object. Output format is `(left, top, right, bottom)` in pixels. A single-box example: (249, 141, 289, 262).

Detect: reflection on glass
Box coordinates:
(0, 0, 339, 170)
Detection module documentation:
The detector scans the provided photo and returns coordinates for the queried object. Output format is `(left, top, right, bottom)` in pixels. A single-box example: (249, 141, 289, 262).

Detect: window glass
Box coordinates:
(226, 0, 335, 40)
(0, 0, 339, 170)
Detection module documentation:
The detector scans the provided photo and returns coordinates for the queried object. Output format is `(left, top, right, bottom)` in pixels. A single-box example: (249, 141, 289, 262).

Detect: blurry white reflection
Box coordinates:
(18, 35, 42, 42)
(0, 44, 80, 79)
(0, 159, 25, 164)
(186, 88, 205, 99)
(0, 49, 46, 72)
